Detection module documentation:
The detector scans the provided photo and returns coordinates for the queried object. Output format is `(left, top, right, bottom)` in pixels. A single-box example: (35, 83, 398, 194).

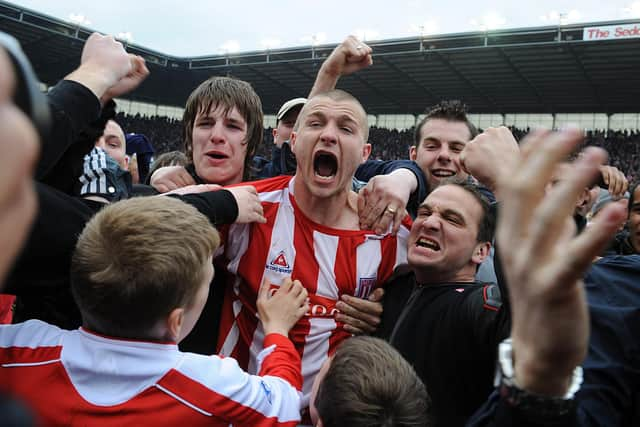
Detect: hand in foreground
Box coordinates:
(496, 128, 627, 396)
(226, 185, 266, 224)
(358, 170, 414, 235)
(257, 277, 309, 337)
(336, 288, 384, 335)
(460, 126, 520, 199)
(150, 165, 196, 193)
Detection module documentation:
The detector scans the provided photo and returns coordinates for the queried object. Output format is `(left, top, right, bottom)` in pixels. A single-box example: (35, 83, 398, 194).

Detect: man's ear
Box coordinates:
(166, 308, 184, 342)
(362, 143, 371, 162)
(472, 241, 491, 265)
(272, 128, 278, 139)
(409, 145, 417, 161)
(290, 131, 297, 154)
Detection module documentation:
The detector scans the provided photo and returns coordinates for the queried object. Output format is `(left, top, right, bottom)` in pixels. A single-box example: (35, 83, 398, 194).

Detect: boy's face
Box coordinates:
(191, 104, 248, 186)
(177, 258, 214, 343)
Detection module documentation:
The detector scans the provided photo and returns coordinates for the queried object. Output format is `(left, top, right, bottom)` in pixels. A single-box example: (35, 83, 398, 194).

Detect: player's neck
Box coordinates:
(294, 183, 359, 229)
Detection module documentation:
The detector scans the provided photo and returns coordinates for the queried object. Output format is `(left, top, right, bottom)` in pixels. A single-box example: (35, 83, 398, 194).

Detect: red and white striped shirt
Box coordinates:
(218, 175, 410, 410)
(0, 320, 302, 426)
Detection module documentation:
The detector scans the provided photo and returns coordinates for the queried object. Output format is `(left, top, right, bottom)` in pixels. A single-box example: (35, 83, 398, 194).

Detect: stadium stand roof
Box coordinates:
(2, 0, 640, 115)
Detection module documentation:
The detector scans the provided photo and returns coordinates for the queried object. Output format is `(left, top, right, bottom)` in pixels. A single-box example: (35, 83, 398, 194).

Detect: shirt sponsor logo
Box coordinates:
(267, 285, 340, 319)
(266, 251, 293, 274)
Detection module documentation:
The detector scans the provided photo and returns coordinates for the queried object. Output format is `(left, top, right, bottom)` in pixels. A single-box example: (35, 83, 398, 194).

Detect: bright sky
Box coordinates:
(9, 0, 640, 56)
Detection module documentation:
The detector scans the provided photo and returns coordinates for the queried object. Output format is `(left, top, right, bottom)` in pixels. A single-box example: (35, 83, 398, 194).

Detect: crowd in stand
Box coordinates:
(0, 30, 639, 427)
(118, 113, 638, 183)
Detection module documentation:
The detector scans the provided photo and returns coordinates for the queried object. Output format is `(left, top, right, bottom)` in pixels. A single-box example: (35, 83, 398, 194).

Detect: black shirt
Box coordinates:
(378, 266, 510, 427)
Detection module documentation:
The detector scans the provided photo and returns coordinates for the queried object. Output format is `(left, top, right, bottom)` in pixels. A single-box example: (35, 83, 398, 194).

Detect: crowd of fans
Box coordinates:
(0, 30, 638, 427)
(118, 113, 638, 183)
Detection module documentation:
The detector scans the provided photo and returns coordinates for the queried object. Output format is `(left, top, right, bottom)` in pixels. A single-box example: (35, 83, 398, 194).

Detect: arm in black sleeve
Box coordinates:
(490, 202, 511, 316)
(6, 183, 104, 329)
(466, 390, 578, 427)
(464, 282, 511, 356)
(171, 189, 239, 226)
(355, 159, 429, 217)
(37, 80, 101, 184)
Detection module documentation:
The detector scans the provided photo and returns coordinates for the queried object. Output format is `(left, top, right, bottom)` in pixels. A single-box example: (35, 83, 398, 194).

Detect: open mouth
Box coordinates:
(431, 169, 456, 178)
(313, 152, 338, 180)
(416, 237, 440, 251)
(206, 152, 228, 160)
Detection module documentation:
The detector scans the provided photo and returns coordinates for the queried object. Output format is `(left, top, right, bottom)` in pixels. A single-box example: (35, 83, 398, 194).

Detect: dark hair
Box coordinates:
(440, 179, 495, 243)
(315, 336, 431, 427)
(182, 76, 263, 182)
(70, 197, 219, 340)
(414, 100, 477, 147)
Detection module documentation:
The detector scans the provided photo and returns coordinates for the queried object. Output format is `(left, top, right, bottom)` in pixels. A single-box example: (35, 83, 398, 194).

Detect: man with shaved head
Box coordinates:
(216, 89, 410, 423)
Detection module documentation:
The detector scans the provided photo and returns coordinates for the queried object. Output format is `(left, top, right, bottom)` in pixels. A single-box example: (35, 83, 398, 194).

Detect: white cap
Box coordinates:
(276, 97, 307, 121)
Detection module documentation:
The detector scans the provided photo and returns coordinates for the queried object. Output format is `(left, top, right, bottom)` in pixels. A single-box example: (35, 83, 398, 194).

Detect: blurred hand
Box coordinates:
(496, 128, 627, 396)
(0, 48, 39, 284)
(226, 185, 266, 224)
(150, 165, 196, 193)
(257, 277, 309, 337)
(336, 288, 384, 335)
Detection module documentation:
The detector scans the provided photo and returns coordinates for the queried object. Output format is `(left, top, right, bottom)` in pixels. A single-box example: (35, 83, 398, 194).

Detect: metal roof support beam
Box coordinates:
(379, 56, 437, 106)
(433, 51, 501, 111)
(285, 62, 317, 83)
(565, 45, 605, 110)
(496, 48, 549, 111)
(349, 73, 403, 111)
(245, 65, 305, 99)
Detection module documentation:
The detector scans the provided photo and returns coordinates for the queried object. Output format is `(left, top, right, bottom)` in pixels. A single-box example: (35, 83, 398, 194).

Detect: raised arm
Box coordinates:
(477, 129, 627, 426)
(39, 33, 149, 190)
(309, 36, 372, 98)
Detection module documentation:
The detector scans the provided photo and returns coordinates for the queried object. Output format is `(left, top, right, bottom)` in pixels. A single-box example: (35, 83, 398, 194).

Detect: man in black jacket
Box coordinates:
(377, 180, 506, 426)
(378, 128, 629, 427)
